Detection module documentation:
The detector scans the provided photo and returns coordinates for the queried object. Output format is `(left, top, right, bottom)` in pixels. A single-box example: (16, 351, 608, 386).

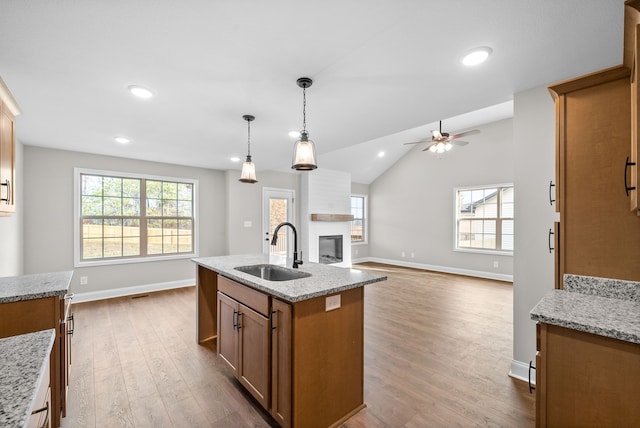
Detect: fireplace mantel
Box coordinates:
(310, 213, 354, 222)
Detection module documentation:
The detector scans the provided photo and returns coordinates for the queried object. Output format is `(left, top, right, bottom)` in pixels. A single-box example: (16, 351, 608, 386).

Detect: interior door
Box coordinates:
(262, 188, 294, 255)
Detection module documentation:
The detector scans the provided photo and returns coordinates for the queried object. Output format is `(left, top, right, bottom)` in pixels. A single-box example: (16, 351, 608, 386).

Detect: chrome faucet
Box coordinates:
(271, 222, 303, 268)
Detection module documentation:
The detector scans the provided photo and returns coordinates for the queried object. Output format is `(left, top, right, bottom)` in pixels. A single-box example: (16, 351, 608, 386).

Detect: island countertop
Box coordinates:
(0, 329, 55, 428)
(193, 254, 386, 302)
(0, 271, 74, 304)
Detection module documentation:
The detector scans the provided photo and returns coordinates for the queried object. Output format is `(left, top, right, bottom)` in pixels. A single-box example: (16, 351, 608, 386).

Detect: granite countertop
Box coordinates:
(193, 254, 387, 302)
(530, 274, 640, 344)
(0, 271, 74, 304)
(0, 329, 56, 428)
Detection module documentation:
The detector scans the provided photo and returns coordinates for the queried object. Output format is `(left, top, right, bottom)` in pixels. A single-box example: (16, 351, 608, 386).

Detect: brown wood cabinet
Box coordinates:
(0, 294, 72, 428)
(0, 77, 20, 215)
(625, 0, 640, 214)
(27, 353, 52, 428)
(549, 65, 640, 286)
(536, 323, 640, 427)
(196, 265, 365, 428)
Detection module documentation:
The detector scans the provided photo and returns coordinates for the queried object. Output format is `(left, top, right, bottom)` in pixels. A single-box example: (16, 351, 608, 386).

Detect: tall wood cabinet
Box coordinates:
(548, 65, 640, 287)
(0, 77, 20, 215)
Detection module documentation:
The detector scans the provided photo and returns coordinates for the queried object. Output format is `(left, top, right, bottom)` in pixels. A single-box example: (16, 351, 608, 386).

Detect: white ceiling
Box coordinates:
(0, 0, 625, 183)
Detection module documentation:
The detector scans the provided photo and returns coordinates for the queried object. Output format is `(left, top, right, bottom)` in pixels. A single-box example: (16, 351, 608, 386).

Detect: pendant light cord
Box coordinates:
(302, 86, 307, 132)
(247, 118, 251, 156)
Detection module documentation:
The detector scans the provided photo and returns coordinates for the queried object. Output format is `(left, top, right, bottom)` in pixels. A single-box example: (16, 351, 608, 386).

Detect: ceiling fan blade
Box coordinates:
(452, 140, 469, 146)
(451, 129, 480, 139)
(403, 137, 431, 145)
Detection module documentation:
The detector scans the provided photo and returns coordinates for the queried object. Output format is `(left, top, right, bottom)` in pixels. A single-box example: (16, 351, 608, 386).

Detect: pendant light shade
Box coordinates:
(239, 114, 258, 183)
(292, 77, 317, 171)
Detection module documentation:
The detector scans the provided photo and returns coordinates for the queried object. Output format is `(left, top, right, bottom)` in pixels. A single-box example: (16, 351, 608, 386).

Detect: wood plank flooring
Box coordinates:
(62, 263, 534, 427)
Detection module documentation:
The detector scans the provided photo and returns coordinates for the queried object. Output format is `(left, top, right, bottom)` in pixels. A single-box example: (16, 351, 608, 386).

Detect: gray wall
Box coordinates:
(0, 140, 23, 276)
(23, 146, 227, 294)
(512, 86, 556, 368)
(225, 169, 299, 255)
(368, 118, 515, 277)
(351, 181, 370, 261)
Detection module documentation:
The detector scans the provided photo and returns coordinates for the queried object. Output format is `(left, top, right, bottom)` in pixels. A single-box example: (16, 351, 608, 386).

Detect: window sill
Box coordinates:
(351, 241, 368, 246)
(75, 252, 197, 268)
(453, 248, 513, 257)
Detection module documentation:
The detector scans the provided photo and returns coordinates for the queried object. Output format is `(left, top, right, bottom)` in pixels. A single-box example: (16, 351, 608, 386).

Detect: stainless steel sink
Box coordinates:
(234, 264, 311, 281)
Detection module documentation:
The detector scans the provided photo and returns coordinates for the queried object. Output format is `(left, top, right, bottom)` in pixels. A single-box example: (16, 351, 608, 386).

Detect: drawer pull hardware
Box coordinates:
(236, 312, 242, 330)
(0, 179, 10, 204)
(528, 361, 536, 393)
(32, 401, 50, 428)
(270, 308, 276, 331)
(549, 180, 556, 205)
(548, 228, 554, 254)
(233, 309, 238, 330)
(625, 157, 636, 197)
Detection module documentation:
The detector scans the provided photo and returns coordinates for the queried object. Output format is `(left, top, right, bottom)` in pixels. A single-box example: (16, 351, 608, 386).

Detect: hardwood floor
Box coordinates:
(62, 263, 534, 427)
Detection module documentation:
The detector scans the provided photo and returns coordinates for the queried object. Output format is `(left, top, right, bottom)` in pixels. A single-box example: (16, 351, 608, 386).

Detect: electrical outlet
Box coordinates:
(80, 276, 88, 285)
(355, 249, 359, 255)
(243, 220, 252, 228)
(493, 261, 499, 268)
(411, 252, 415, 258)
(325, 294, 341, 311)
(401, 251, 405, 257)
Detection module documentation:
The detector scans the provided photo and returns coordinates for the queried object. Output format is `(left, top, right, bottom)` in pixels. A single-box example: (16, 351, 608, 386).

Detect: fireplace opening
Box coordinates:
(319, 235, 343, 264)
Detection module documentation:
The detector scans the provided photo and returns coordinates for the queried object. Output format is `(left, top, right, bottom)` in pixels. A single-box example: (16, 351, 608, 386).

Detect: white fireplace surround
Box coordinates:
(300, 169, 352, 268)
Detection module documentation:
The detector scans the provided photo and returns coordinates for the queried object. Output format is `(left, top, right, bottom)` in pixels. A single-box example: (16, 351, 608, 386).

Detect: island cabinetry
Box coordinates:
(536, 323, 640, 427)
(270, 298, 291, 427)
(549, 65, 640, 286)
(217, 275, 271, 410)
(27, 355, 52, 428)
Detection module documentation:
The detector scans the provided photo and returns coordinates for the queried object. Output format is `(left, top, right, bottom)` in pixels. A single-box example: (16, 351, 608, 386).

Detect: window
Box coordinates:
(74, 169, 197, 266)
(351, 195, 367, 243)
(455, 184, 513, 254)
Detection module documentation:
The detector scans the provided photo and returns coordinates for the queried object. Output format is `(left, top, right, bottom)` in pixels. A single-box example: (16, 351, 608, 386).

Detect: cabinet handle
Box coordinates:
(528, 361, 536, 393)
(270, 309, 276, 331)
(32, 401, 49, 428)
(0, 179, 10, 204)
(549, 180, 556, 205)
(233, 309, 238, 330)
(67, 314, 75, 336)
(236, 312, 242, 330)
(625, 157, 636, 196)
(548, 228, 554, 253)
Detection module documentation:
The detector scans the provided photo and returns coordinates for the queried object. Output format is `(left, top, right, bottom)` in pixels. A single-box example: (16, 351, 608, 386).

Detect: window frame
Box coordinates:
(350, 194, 368, 245)
(73, 168, 199, 267)
(453, 183, 513, 256)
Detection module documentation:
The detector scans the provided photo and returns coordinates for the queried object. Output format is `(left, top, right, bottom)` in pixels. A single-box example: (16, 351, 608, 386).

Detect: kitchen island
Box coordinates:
(530, 274, 640, 427)
(193, 254, 387, 428)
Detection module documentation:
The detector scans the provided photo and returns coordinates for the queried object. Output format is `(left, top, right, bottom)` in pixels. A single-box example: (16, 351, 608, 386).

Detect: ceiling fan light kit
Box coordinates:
(292, 77, 318, 171)
(239, 114, 258, 183)
(403, 120, 480, 155)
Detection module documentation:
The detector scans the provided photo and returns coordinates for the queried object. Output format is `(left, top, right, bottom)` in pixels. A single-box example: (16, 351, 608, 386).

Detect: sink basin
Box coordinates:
(234, 264, 311, 281)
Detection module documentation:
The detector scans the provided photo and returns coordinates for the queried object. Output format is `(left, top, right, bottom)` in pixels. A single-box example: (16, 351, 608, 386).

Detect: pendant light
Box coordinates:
(239, 114, 258, 183)
(292, 77, 317, 170)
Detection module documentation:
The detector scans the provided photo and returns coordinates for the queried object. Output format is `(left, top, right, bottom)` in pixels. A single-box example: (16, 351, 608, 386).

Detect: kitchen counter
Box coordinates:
(193, 254, 387, 302)
(530, 274, 640, 344)
(0, 271, 74, 303)
(0, 329, 55, 427)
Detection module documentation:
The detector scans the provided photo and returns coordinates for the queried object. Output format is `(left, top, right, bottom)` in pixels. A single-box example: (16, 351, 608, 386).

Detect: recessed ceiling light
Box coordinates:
(230, 157, 241, 162)
(128, 85, 154, 98)
(378, 151, 385, 158)
(288, 131, 300, 138)
(461, 47, 492, 66)
(114, 137, 130, 144)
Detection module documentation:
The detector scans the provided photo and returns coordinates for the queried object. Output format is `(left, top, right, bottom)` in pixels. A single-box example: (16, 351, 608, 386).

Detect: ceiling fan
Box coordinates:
(404, 121, 480, 154)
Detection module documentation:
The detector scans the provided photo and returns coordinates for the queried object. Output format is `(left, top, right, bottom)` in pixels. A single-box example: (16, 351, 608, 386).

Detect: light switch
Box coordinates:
(325, 294, 341, 311)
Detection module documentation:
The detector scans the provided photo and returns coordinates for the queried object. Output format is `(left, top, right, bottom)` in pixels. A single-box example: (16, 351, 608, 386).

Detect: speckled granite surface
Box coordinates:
(531, 275, 640, 344)
(0, 271, 73, 303)
(193, 254, 387, 302)
(0, 329, 55, 428)
(564, 274, 640, 301)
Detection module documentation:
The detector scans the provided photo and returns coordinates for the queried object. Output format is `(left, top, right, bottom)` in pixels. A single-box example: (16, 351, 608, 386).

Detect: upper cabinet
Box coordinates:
(625, 1, 640, 215)
(0, 77, 20, 215)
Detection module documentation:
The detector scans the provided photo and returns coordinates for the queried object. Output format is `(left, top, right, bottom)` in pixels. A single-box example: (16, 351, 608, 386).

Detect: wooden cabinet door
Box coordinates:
(0, 102, 15, 214)
(270, 298, 291, 428)
(217, 292, 239, 376)
(237, 302, 270, 409)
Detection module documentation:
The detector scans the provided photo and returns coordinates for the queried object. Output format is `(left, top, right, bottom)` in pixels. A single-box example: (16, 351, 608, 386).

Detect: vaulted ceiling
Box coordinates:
(0, 1, 624, 183)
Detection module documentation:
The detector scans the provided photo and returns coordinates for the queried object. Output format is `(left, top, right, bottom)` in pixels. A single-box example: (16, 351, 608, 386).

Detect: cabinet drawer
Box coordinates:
(218, 275, 269, 316)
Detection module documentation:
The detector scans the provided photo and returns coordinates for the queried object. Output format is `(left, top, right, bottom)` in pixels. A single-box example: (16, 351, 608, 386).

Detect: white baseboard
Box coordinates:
(355, 257, 513, 282)
(71, 278, 195, 304)
(509, 359, 535, 385)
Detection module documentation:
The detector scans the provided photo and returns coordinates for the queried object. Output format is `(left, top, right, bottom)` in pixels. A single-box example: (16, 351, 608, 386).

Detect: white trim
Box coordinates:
(71, 278, 195, 304)
(350, 194, 368, 245)
(73, 168, 199, 267)
(353, 257, 513, 282)
(262, 187, 296, 255)
(509, 359, 535, 385)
